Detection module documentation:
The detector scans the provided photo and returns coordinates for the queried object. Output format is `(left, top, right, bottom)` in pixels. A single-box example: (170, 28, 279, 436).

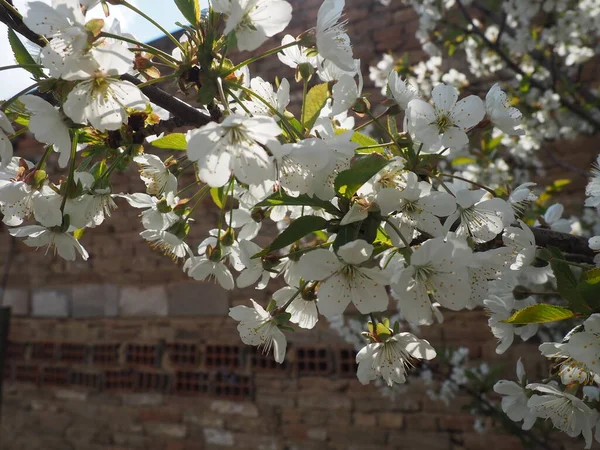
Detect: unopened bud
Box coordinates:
(156, 198, 172, 214)
(220, 227, 236, 246)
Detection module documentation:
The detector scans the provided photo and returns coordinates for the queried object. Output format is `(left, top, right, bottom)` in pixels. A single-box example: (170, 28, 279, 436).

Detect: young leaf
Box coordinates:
(7, 29, 44, 79)
(334, 154, 389, 198)
(174, 0, 200, 25)
(502, 304, 575, 324)
(302, 83, 329, 131)
(151, 133, 187, 151)
(253, 215, 328, 258)
(256, 192, 341, 216)
(350, 131, 379, 148)
(210, 187, 225, 209)
(544, 246, 591, 313)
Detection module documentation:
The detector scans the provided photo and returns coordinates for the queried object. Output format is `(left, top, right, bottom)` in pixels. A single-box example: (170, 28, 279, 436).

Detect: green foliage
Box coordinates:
(151, 133, 187, 151)
(334, 154, 389, 199)
(503, 304, 575, 324)
(539, 246, 592, 313)
(174, 0, 201, 25)
(301, 83, 329, 130)
(253, 215, 329, 258)
(256, 192, 341, 216)
(210, 186, 225, 209)
(7, 29, 44, 79)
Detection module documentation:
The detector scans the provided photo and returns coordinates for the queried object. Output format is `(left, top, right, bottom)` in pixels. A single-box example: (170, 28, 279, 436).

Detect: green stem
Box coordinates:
(553, 258, 594, 270)
(281, 287, 303, 311)
(356, 142, 394, 151)
(364, 109, 395, 142)
(0, 64, 43, 72)
(35, 145, 54, 170)
(119, 0, 185, 54)
(7, 127, 28, 140)
(100, 32, 178, 65)
(301, 78, 308, 126)
(183, 184, 210, 219)
(136, 74, 177, 89)
(385, 218, 413, 251)
(224, 40, 303, 76)
(60, 131, 80, 213)
(439, 172, 496, 196)
(94, 148, 130, 188)
(355, 109, 388, 132)
(1, 81, 41, 111)
(230, 82, 303, 140)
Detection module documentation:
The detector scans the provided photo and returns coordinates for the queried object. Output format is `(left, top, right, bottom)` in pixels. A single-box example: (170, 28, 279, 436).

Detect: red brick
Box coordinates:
(137, 407, 182, 423)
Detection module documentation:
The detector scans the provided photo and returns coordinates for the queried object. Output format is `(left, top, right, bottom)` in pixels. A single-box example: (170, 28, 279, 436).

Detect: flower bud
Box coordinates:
(220, 227, 236, 246)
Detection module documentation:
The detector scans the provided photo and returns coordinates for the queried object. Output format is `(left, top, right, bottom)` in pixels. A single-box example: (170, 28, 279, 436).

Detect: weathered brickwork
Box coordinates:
(0, 0, 597, 449)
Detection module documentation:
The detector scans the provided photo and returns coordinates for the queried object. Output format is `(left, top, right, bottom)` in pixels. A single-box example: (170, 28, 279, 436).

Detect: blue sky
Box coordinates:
(0, 0, 186, 98)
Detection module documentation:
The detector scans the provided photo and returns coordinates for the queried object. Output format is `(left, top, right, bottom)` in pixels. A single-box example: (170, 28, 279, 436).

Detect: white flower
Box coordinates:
(540, 315, 600, 385)
(390, 236, 471, 325)
(236, 240, 273, 289)
(212, 0, 292, 52)
(116, 192, 178, 231)
(63, 172, 117, 229)
(407, 83, 485, 148)
(387, 71, 419, 110)
(133, 154, 177, 196)
(485, 83, 524, 136)
(377, 172, 456, 242)
(484, 294, 537, 354)
(23, 0, 88, 76)
(503, 220, 536, 270)
(226, 207, 262, 240)
(9, 225, 88, 261)
(369, 54, 395, 92)
(585, 156, 600, 210)
(273, 286, 318, 329)
(19, 95, 72, 168)
(508, 182, 538, 213)
(443, 188, 514, 243)
(0, 180, 62, 228)
(315, 0, 355, 72)
(527, 383, 597, 448)
(183, 253, 235, 290)
(229, 299, 287, 363)
(493, 359, 537, 430)
(269, 138, 332, 197)
(330, 60, 363, 116)
(356, 332, 436, 386)
(0, 111, 15, 169)
(140, 226, 192, 260)
(535, 203, 574, 234)
(63, 44, 149, 131)
(297, 240, 389, 318)
(186, 114, 280, 188)
(278, 34, 319, 69)
(241, 77, 290, 118)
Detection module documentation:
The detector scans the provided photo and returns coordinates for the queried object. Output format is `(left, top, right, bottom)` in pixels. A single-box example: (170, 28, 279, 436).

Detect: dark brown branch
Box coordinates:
(121, 74, 212, 127)
(0, 2, 46, 48)
(529, 226, 596, 259)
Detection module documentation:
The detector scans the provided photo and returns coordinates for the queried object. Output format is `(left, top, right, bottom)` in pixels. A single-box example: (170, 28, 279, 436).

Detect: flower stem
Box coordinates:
(364, 109, 395, 142)
(0, 81, 41, 111)
(385, 218, 413, 251)
(60, 130, 80, 213)
(118, 1, 185, 54)
(136, 74, 177, 89)
(99, 32, 179, 65)
(281, 287, 303, 311)
(439, 172, 496, 196)
(0, 64, 43, 72)
(224, 40, 304, 76)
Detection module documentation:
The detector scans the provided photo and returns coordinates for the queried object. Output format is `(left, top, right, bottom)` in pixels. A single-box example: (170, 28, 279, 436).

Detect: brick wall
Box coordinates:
(0, 0, 596, 449)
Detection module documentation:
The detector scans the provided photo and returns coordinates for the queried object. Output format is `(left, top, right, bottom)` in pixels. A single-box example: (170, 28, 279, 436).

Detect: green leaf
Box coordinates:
(210, 187, 225, 209)
(543, 246, 591, 313)
(151, 133, 187, 151)
(451, 156, 476, 166)
(254, 215, 328, 258)
(582, 268, 600, 284)
(503, 304, 575, 324)
(334, 154, 389, 198)
(174, 0, 200, 24)
(577, 268, 600, 311)
(7, 29, 44, 79)
(351, 131, 379, 148)
(332, 223, 360, 250)
(256, 192, 341, 216)
(302, 83, 329, 131)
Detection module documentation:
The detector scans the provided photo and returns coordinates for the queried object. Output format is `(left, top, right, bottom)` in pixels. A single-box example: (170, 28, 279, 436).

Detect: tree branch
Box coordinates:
(529, 226, 596, 259)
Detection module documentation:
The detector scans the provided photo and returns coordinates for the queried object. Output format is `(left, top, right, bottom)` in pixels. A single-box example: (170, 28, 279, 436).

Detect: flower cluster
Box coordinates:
(0, 0, 599, 446)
